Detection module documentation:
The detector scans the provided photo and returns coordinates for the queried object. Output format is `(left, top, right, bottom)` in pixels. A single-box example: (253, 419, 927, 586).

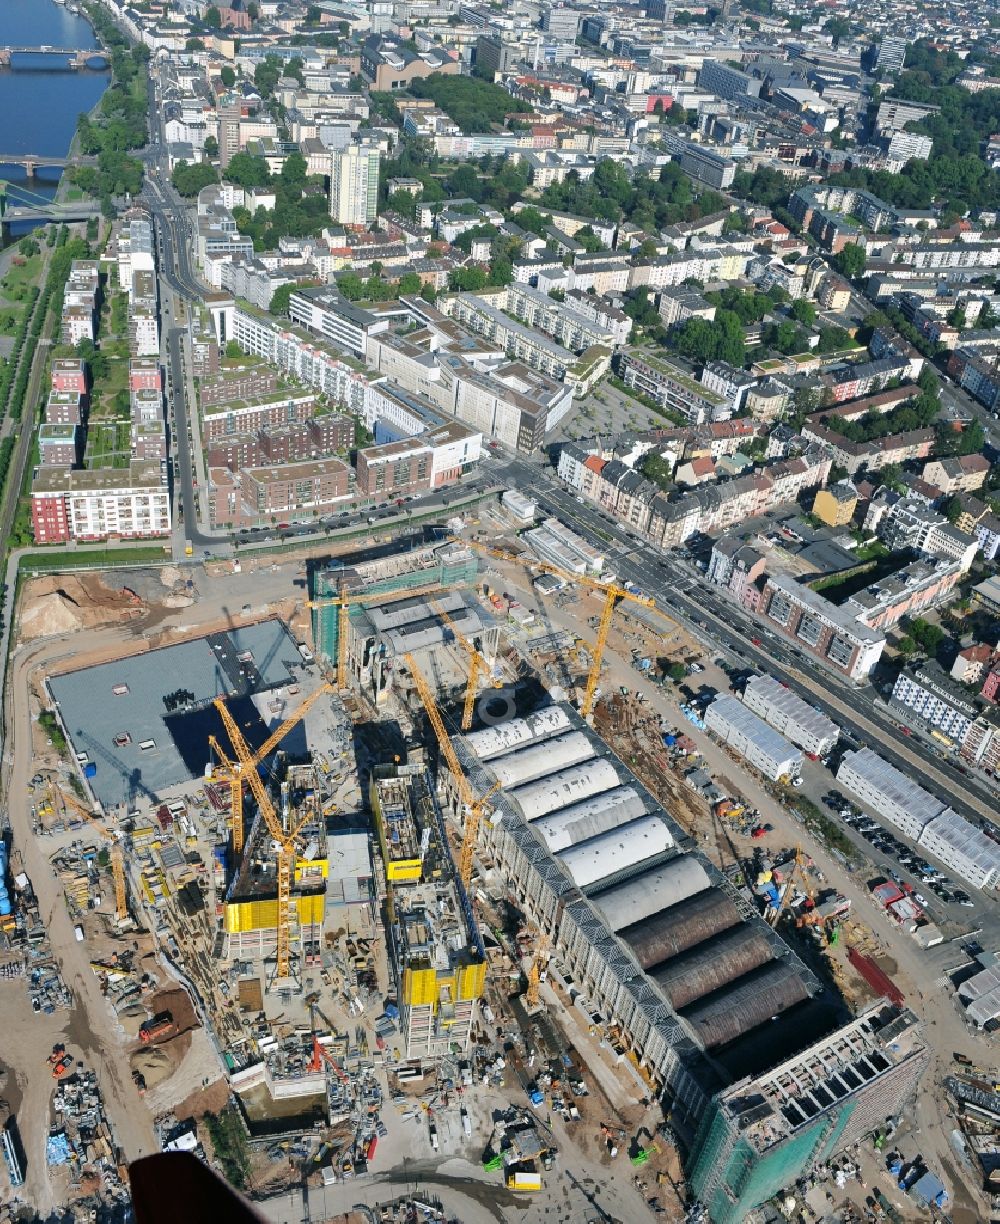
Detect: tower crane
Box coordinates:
(208, 683, 333, 856)
(403, 653, 500, 890)
(51, 782, 129, 923)
(525, 932, 550, 1010)
(463, 540, 656, 719)
(430, 599, 499, 732)
(306, 582, 448, 688)
(213, 696, 316, 984)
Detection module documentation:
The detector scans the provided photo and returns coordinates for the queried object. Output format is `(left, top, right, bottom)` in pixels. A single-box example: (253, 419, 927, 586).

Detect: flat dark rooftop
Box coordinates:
(48, 619, 312, 812)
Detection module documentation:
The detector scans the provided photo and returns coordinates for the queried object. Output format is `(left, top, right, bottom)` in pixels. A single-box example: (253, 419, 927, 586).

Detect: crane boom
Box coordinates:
(462, 540, 655, 720)
(458, 780, 501, 891)
(404, 653, 473, 811)
(431, 600, 490, 732)
(213, 697, 295, 978)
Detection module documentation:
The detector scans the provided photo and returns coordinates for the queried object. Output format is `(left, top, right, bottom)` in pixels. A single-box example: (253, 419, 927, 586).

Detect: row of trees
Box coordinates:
(537, 160, 729, 230)
(71, 24, 148, 208)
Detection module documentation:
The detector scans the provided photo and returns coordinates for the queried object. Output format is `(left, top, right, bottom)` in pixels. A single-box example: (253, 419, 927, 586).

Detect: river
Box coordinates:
(0, 0, 110, 238)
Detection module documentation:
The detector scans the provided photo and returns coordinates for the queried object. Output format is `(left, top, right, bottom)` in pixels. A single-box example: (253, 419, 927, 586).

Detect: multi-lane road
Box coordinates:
(496, 454, 998, 830)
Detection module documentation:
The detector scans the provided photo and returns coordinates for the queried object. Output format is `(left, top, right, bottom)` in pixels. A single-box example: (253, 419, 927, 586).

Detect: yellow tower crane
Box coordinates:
(213, 697, 316, 982)
(52, 782, 128, 923)
(463, 540, 656, 719)
(403, 653, 500, 890)
(208, 682, 333, 855)
(306, 582, 449, 688)
(525, 932, 550, 1010)
(430, 599, 499, 732)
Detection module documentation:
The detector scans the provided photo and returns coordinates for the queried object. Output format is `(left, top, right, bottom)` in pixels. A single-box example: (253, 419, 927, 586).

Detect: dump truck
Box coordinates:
(507, 1170, 542, 1191)
(139, 1011, 176, 1043)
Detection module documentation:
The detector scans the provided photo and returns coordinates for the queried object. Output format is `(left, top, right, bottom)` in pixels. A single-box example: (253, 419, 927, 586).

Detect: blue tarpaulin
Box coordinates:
(46, 1132, 70, 1165)
(910, 1171, 947, 1207)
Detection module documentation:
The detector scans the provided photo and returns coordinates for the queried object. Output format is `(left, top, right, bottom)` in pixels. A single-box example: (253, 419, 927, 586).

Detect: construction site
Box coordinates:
(0, 519, 974, 1223)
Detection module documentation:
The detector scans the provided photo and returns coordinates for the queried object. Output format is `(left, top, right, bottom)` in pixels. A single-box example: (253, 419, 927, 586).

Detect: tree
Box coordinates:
(220, 65, 236, 88)
(397, 272, 422, 296)
(832, 243, 866, 280)
(204, 135, 219, 158)
(17, 238, 39, 257)
(224, 152, 271, 189)
(824, 17, 851, 46)
(204, 6, 222, 28)
(788, 298, 816, 327)
(897, 636, 916, 656)
(269, 282, 296, 316)
(225, 340, 242, 359)
(306, 5, 322, 21)
(185, 37, 204, 51)
(172, 160, 218, 196)
(666, 662, 687, 683)
(942, 495, 963, 524)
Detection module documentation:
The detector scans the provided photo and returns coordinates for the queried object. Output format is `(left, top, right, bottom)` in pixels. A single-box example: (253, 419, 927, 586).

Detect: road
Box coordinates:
(496, 456, 998, 829)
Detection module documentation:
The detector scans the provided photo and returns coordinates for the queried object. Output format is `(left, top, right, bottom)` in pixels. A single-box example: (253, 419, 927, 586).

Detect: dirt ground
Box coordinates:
(19, 573, 148, 641)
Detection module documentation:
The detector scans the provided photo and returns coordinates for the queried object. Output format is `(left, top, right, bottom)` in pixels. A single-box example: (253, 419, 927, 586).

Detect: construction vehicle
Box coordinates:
(403, 653, 500, 890)
(51, 1055, 73, 1078)
(51, 782, 129, 924)
(139, 1011, 176, 1043)
(463, 541, 657, 719)
(208, 682, 333, 856)
(213, 697, 317, 983)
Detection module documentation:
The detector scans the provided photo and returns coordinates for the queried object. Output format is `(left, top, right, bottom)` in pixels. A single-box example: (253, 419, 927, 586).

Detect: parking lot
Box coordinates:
(819, 789, 978, 916)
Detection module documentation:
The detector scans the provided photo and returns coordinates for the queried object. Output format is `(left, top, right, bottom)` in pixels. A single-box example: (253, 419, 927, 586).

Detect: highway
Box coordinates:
(496, 454, 999, 829)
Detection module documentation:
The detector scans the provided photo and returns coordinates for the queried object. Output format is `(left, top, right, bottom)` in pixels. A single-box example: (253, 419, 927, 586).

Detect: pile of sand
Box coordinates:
(19, 574, 145, 642)
(20, 593, 84, 639)
(159, 565, 183, 589)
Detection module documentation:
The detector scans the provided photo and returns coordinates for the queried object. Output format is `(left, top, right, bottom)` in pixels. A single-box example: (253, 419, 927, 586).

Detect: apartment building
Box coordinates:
(801, 420, 935, 476)
(616, 352, 729, 424)
(45, 392, 83, 426)
(922, 455, 991, 495)
(240, 458, 350, 517)
(844, 558, 962, 630)
(504, 283, 618, 352)
(51, 358, 87, 395)
(329, 141, 381, 228)
(448, 294, 610, 394)
(129, 358, 161, 393)
(199, 364, 279, 408)
(758, 573, 886, 682)
(356, 421, 481, 498)
(201, 389, 319, 442)
(289, 289, 388, 357)
(31, 460, 171, 544)
(891, 662, 980, 744)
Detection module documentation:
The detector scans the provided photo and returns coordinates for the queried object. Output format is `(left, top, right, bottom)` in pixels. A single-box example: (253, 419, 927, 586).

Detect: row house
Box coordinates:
(801, 420, 936, 476)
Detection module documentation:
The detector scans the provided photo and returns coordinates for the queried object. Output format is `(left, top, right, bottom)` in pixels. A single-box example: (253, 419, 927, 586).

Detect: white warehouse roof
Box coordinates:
(533, 786, 646, 853)
(958, 963, 1000, 1027)
(509, 758, 620, 822)
(705, 694, 802, 778)
(490, 731, 595, 789)
(464, 706, 571, 760)
(593, 856, 712, 932)
(557, 815, 675, 889)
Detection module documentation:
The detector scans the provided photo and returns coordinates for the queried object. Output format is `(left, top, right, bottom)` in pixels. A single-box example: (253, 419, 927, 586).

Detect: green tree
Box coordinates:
(186, 37, 205, 51)
(220, 65, 236, 88)
(204, 6, 222, 29)
(397, 271, 422, 296)
(269, 282, 296, 316)
(897, 636, 916, 656)
(942, 495, 963, 524)
(17, 238, 39, 257)
(824, 17, 851, 46)
(225, 340, 242, 359)
(204, 135, 219, 158)
(172, 160, 218, 196)
(832, 243, 866, 280)
(224, 152, 271, 189)
(788, 298, 816, 327)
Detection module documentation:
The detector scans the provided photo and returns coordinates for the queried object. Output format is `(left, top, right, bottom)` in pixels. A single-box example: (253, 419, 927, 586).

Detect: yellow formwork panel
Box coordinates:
(455, 960, 487, 1000)
(402, 966, 439, 1007)
(224, 892, 325, 933)
(386, 858, 422, 882)
(294, 856, 329, 882)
